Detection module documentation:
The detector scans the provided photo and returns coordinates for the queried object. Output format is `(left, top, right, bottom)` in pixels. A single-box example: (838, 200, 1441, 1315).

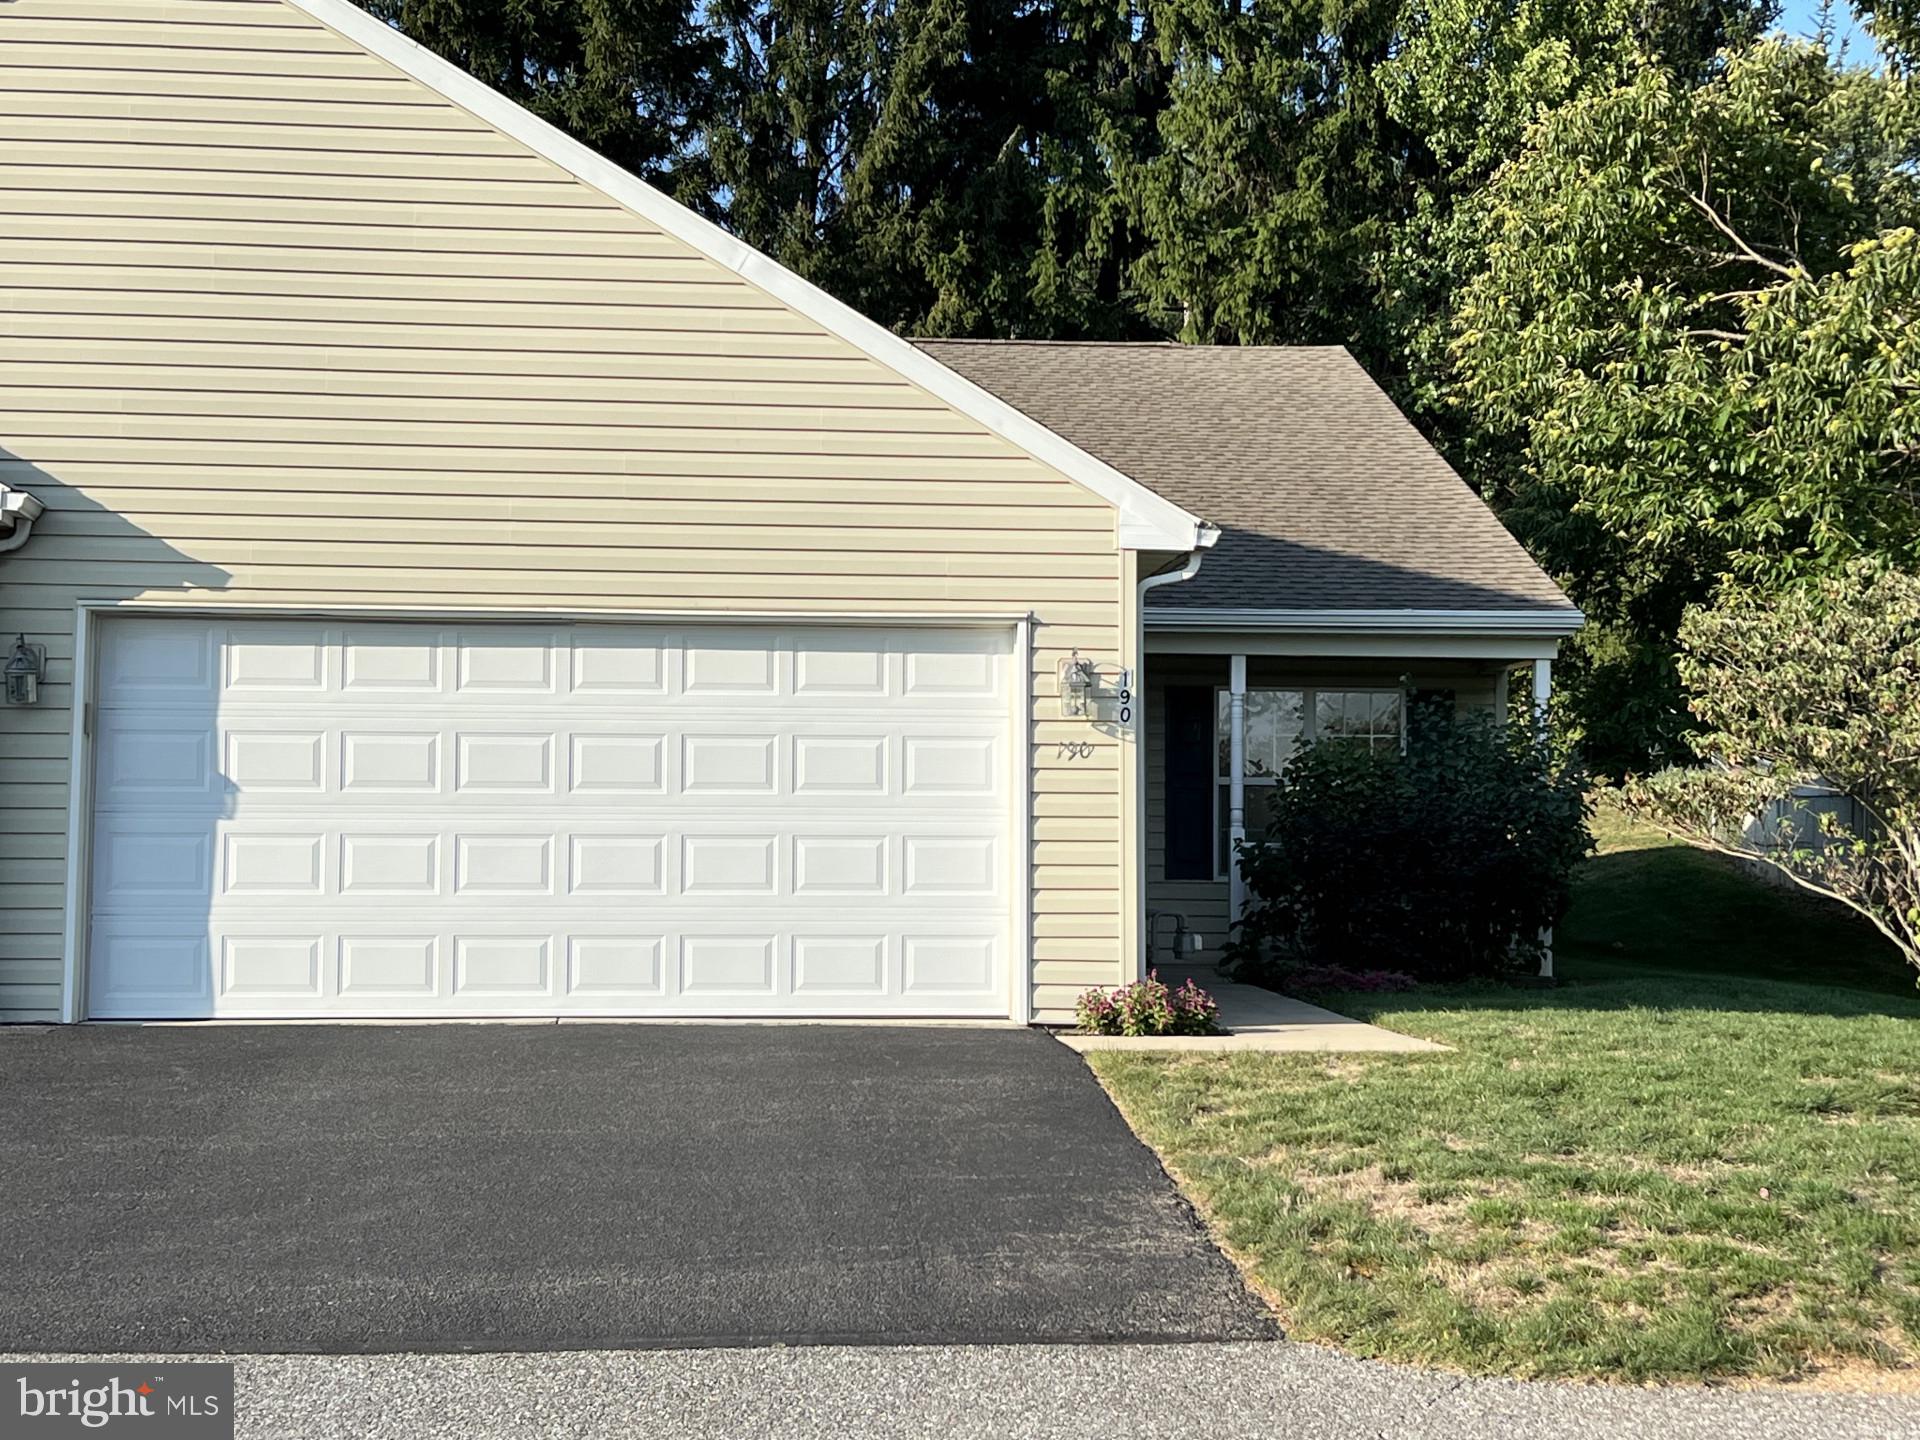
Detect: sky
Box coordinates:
(1774, 0, 1877, 62)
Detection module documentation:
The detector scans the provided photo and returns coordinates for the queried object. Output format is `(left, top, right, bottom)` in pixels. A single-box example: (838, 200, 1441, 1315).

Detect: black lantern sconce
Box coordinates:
(5, 634, 44, 706)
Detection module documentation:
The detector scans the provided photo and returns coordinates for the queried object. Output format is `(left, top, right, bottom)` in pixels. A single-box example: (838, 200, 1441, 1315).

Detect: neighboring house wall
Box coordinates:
(1143, 657, 1504, 962)
(1742, 785, 1880, 893)
(0, 0, 1131, 1022)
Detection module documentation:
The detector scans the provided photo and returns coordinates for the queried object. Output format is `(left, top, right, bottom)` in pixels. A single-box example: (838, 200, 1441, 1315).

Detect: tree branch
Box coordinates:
(1681, 189, 1805, 280)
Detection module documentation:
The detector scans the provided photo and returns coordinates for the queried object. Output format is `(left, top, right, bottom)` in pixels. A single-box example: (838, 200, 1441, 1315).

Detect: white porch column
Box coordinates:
(1531, 655, 1554, 979)
(1228, 653, 1249, 925)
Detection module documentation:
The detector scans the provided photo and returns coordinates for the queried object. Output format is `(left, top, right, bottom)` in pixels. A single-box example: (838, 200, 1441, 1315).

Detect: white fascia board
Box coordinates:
(1145, 607, 1586, 637)
(284, 0, 1212, 554)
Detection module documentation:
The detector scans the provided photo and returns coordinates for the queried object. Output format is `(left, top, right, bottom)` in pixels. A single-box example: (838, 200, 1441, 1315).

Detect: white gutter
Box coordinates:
(1145, 606, 1584, 637)
(0, 485, 45, 554)
(1139, 547, 1212, 601)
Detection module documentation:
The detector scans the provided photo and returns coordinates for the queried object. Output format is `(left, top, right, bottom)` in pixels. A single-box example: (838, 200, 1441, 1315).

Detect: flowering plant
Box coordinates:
(1281, 963, 1417, 995)
(1074, 971, 1220, 1036)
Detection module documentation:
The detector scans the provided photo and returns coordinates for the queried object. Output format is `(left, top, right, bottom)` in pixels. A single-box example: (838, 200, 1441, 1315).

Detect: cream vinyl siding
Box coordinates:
(1143, 657, 1504, 962)
(0, 0, 1129, 1023)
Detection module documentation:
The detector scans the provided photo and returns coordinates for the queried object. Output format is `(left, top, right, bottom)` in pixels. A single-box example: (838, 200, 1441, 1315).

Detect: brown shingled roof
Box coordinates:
(915, 340, 1575, 616)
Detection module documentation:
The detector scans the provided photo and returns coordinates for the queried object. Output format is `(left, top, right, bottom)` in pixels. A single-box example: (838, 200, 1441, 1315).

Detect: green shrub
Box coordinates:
(1224, 703, 1592, 985)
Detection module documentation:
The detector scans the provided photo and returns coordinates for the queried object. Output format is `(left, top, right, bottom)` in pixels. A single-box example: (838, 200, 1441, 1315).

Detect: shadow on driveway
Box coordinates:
(0, 1024, 1276, 1353)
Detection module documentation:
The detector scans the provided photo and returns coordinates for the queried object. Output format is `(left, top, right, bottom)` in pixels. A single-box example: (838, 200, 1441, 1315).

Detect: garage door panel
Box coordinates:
(567, 833, 666, 896)
(224, 728, 327, 792)
(222, 831, 326, 898)
(791, 934, 887, 995)
(96, 717, 214, 796)
(220, 934, 325, 1001)
(342, 730, 443, 794)
(92, 819, 215, 906)
(88, 928, 211, 1012)
(86, 617, 1017, 1018)
(341, 832, 442, 896)
(99, 720, 1003, 813)
(903, 933, 1002, 994)
(564, 934, 666, 999)
(340, 626, 445, 692)
(99, 619, 217, 702)
(225, 625, 332, 693)
(104, 622, 1013, 713)
(338, 934, 443, 1001)
(96, 820, 1006, 912)
(89, 922, 1008, 1018)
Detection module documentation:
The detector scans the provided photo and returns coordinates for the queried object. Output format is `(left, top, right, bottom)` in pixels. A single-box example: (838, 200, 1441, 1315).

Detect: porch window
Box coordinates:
(1214, 688, 1404, 878)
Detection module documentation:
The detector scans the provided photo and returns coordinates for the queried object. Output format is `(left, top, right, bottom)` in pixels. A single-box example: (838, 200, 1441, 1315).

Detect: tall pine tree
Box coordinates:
(362, 0, 720, 206)
(702, 0, 1170, 336)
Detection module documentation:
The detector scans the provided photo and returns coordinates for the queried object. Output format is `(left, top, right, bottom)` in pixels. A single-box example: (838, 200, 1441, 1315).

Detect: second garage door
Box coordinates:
(85, 616, 1017, 1019)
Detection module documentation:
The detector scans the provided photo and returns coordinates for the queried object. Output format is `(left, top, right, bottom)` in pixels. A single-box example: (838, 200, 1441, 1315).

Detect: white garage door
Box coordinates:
(84, 616, 1016, 1019)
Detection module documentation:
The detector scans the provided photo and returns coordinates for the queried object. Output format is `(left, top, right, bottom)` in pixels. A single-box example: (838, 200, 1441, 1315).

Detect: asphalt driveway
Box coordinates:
(0, 1024, 1274, 1353)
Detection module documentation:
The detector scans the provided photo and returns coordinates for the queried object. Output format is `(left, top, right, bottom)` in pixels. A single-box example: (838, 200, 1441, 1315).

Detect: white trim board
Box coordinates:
(54, 599, 1038, 629)
(281, 0, 1213, 555)
(1146, 607, 1585, 636)
(1147, 631, 1563, 661)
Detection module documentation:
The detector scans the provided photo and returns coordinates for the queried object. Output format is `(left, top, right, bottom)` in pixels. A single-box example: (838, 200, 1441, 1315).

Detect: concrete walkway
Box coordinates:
(27, 1343, 1913, 1440)
(1057, 974, 1446, 1054)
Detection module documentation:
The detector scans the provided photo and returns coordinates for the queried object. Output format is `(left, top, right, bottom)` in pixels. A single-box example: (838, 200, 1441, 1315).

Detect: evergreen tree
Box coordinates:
(361, 0, 720, 204)
(1120, 0, 1420, 347)
(702, 0, 1170, 337)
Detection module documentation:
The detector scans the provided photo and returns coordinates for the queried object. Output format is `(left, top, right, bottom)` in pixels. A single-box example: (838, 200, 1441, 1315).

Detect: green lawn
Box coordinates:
(1089, 805, 1920, 1384)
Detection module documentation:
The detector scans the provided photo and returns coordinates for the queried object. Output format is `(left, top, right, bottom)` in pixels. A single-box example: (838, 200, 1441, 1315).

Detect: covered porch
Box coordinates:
(1140, 617, 1561, 971)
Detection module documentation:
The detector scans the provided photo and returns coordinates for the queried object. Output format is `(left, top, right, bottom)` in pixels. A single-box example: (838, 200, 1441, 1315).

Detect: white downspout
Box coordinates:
(1133, 530, 1217, 978)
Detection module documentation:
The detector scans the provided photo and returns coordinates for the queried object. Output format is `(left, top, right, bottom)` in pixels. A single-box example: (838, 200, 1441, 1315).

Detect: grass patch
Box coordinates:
(1557, 803, 1913, 997)
(1090, 805, 1920, 1383)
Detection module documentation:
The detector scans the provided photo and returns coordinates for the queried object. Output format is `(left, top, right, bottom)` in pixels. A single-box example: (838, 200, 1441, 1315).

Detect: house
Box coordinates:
(0, 0, 1580, 1026)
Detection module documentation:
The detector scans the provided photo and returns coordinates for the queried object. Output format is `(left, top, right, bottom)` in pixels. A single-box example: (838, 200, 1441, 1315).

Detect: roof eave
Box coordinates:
(1144, 606, 1586, 638)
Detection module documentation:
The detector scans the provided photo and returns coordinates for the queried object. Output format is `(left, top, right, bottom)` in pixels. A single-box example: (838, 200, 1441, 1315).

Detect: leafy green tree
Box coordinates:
(1629, 564, 1920, 977)
(1445, 40, 1920, 770)
(361, 0, 720, 203)
(1859, 0, 1920, 71)
(1119, 0, 1769, 360)
(1384, 0, 1773, 178)
(1381, 0, 1773, 402)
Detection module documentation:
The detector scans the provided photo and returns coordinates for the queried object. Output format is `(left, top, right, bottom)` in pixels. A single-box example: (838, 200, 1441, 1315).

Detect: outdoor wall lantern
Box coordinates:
(5, 634, 44, 706)
(1060, 651, 1097, 718)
